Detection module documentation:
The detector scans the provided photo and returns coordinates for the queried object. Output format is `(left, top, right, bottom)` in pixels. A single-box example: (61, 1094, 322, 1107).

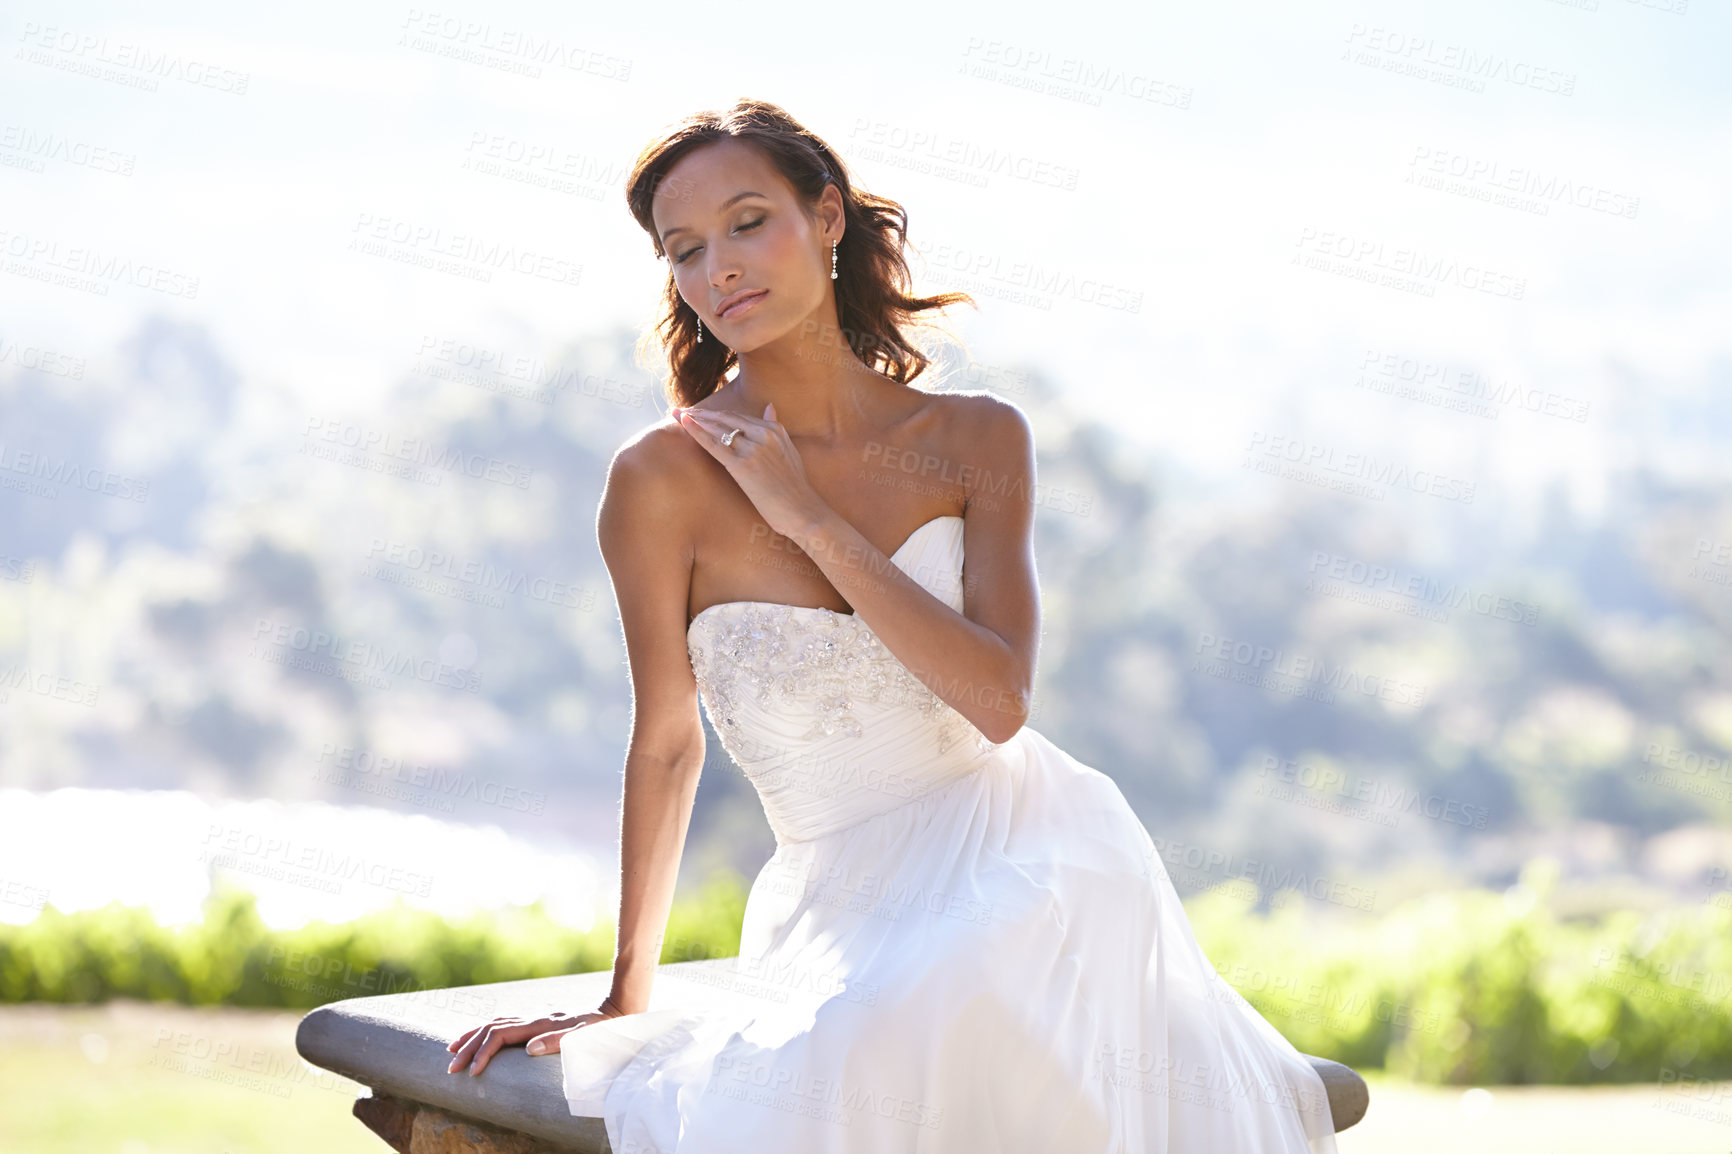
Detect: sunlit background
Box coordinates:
(3, 0, 1730, 1150)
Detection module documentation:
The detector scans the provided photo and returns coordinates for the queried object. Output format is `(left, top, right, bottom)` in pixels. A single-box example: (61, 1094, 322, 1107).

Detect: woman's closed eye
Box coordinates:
(674, 217, 764, 265)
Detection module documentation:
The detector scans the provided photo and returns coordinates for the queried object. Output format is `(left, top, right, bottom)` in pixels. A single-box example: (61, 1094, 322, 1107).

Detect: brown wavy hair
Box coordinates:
(625, 98, 976, 409)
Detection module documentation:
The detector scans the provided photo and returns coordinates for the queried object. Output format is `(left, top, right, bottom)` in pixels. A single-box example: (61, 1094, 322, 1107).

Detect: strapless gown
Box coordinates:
(560, 514, 1340, 1153)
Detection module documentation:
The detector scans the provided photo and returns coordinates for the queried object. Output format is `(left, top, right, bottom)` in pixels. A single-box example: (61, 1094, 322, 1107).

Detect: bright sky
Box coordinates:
(4, 0, 1727, 523)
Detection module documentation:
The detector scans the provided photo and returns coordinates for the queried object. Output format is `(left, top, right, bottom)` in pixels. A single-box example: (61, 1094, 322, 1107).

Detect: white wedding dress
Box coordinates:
(561, 514, 1340, 1153)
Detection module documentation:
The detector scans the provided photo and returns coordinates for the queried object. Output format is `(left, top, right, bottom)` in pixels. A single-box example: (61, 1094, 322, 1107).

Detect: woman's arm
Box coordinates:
(596, 429, 709, 1015)
(681, 394, 1039, 744)
(445, 426, 705, 1076)
(801, 395, 1038, 743)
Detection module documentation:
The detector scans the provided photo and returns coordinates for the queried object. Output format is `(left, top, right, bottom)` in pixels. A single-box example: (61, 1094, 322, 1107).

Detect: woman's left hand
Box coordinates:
(675, 403, 829, 541)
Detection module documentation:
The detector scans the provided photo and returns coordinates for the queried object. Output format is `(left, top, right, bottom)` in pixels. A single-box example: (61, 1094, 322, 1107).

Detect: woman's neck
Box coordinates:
(728, 346, 880, 440)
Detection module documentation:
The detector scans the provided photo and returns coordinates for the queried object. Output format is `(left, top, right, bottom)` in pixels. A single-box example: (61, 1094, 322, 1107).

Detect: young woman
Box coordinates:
(447, 98, 1340, 1153)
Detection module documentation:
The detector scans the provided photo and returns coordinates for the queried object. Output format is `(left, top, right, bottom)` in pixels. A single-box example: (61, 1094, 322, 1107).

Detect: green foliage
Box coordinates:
(0, 875, 707, 1009)
(1185, 860, 1732, 1085)
(659, 870, 749, 965)
(5, 863, 1728, 1086)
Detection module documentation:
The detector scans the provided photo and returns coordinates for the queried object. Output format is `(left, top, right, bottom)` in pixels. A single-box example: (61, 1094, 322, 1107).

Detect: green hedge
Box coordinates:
(0, 871, 747, 1010)
(1184, 859, 1732, 1084)
(3, 861, 1728, 1085)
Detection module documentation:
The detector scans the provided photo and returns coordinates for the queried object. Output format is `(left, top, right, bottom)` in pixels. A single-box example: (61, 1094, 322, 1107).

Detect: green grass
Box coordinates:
(0, 1001, 377, 1154)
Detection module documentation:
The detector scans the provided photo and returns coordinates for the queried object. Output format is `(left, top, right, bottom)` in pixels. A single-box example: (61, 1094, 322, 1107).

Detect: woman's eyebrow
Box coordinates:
(659, 191, 770, 243)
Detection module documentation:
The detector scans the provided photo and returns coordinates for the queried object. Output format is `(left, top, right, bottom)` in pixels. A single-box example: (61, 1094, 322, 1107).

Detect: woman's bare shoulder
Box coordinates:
(599, 415, 714, 538)
(611, 413, 708, 472)
(921, 387, 1034, 457)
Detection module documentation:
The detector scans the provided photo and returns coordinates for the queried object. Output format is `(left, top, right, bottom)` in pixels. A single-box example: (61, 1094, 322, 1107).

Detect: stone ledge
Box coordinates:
(296, 958, 1368, 1151)
(1308, 1054, 1371, 1130)
(295, 961, 631, 1152)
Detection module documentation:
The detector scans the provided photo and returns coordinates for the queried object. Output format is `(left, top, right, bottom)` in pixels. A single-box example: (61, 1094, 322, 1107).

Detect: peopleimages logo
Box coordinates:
(348, 212, 582, 287)
(1293, 227, 1525, 301)
(14, 21, 252, 95)
(200, 824, 434, 898)
(1148, 836, 1379, 912)
(1244, 431, 1476, 504)
(0, 441, 151, 502)
(1305, 551, 1539, 627)
(300, 418, 534, 489)
(363, 537, 595, 610)
(1354, 349, 1591, 425)
(1342, 23, 1576, 97)
(0, 225, 200, 298)
(1406, 147, 1640, 220)
(249, 617, 485, 694)
(1192, 631, 1428, 709)
(313, 742, 547, 814)
(1257, 755, 1489, 830)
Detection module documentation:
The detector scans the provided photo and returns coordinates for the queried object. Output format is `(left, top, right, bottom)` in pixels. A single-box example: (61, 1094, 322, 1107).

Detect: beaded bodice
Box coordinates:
(686, 515, 1000, 844)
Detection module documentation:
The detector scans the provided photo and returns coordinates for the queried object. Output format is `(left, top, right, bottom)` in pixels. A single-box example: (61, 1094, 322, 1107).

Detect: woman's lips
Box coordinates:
(719, 290, 767, 319)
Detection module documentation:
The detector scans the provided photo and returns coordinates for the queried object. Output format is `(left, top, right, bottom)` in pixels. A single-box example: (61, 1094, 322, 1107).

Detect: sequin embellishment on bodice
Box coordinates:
(684, 515, 998, 843)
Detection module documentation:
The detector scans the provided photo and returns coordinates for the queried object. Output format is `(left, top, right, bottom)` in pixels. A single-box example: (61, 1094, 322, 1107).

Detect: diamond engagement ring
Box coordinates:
(720, 428, 742, 448)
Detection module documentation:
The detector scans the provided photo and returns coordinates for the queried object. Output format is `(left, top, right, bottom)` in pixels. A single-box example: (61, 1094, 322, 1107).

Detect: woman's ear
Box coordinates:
(820, 182, 846, 243)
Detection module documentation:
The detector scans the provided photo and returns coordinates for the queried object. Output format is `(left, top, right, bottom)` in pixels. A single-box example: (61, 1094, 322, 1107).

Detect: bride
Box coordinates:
(446, 98, 1341, 1153)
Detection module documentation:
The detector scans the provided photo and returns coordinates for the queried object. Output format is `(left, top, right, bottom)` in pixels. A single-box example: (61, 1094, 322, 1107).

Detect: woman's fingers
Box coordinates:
(459, 1031, 499, 1076)
(444, 1006, 627, 1072)
(459, 1023, 522, 1076)
(446, 1022, 491, 1055)
(674, 409, 721, 452)
(683, 407, 765, 440)
(446, 1023, 490, 1073)
(447, 1018, 530, 1075)
(682, 409, 735, 437)
(676, 409, 715, 442)
(672, 402, 784, 436)
(525, 1025, 581, 1056)
(678, 410, 759, 464)
(445, 1014, 589, 1074)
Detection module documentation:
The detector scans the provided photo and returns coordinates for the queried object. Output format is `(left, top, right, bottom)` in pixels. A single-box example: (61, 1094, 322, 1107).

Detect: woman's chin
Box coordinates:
(722, 328, 779, 356)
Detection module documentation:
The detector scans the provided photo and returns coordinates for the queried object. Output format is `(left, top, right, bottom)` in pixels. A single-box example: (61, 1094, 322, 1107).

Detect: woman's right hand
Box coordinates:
(446, 998, 629, 1076)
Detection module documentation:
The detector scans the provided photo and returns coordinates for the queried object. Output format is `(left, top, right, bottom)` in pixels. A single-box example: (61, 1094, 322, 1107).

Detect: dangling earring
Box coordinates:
(696, 314, 703, 344)
(830, 240, 839, 280)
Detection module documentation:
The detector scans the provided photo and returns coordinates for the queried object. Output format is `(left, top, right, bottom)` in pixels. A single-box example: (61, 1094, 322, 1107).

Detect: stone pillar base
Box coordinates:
(356, 1091, 566, 1154)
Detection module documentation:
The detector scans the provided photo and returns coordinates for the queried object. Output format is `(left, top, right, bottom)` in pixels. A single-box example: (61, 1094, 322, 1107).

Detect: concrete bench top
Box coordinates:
(295, 959, 1369, 1152)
